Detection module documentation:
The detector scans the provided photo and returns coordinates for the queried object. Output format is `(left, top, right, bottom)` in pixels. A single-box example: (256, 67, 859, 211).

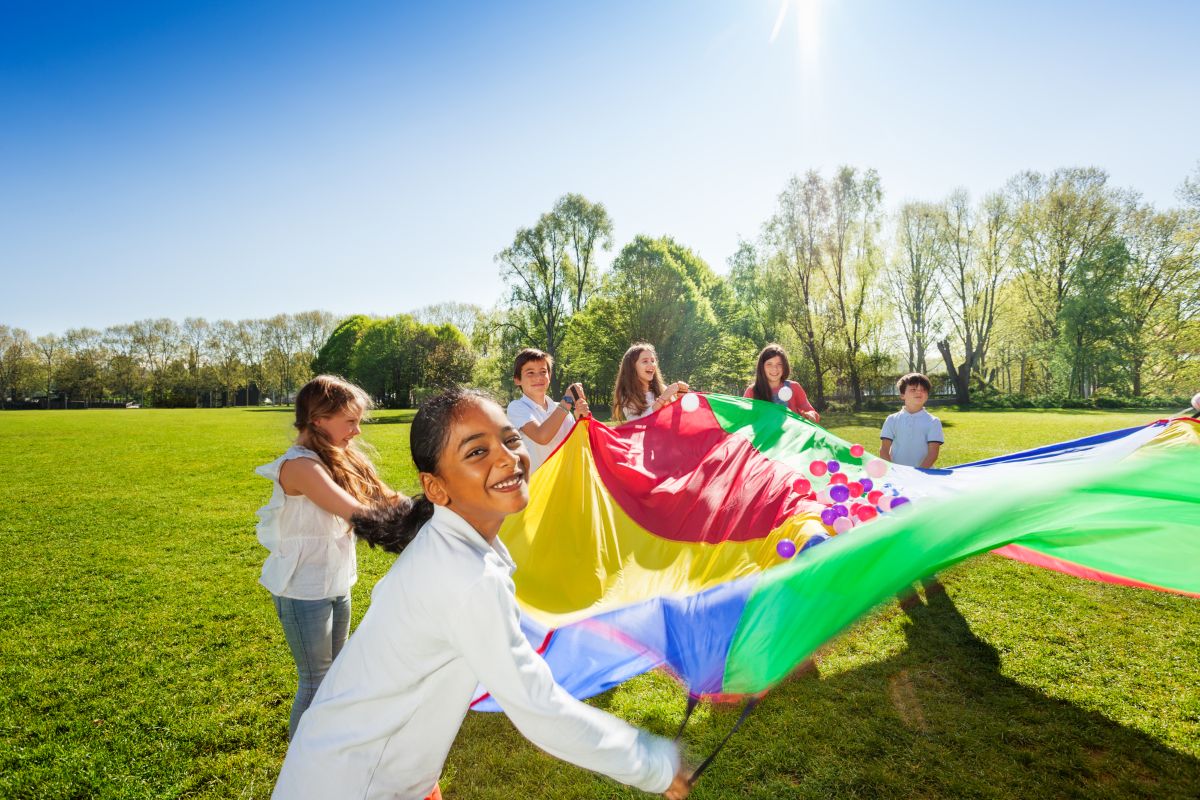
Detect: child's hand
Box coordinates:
(674, 381, 690, 394)
(663, 767, 692, 799)
(573, 397, 590, 419)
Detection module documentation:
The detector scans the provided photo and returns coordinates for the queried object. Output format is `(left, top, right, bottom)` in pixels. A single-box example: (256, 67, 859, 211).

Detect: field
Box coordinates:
(1, 404, 1198, 799)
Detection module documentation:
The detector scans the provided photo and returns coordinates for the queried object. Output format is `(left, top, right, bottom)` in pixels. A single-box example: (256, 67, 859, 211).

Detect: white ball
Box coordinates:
(680, 392, 701, 413)
(1192, 392, 1200, 411)
(777, 385, 793, 402)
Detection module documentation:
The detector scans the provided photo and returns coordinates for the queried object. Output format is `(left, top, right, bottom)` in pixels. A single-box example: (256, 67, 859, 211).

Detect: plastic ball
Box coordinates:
(891, 496, 911, 510)
(829, 472, 849, 486)
(820, 508, 838, 526)
(829, 484, 850, 503)
(856, 506, 878, 522)
(792, 477, 812, 495)
(867, 489, 884, 505)
(865, 459, 888, 478)
(848, 481, 863, 498)
(776, 539, 797, 559)
(800, 532, 830, 552)
(859, 478, 873, 492)
(809, 460, 828, 477)
(827, 460, 841, 473)
(679, 392, 701, 413)
(849, 444, 865, 458)
(1193, 392, 1200, 411)
(832, 517, 853, 534)
(816, 489, 833, 504)
(877, 496, 893, 512)
(778, 385, 794, 402)
(833, 504, 850, 518)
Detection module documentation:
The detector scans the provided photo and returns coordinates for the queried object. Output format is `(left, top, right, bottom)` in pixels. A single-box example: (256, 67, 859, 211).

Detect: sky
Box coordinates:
(3, 0, 1198, 337)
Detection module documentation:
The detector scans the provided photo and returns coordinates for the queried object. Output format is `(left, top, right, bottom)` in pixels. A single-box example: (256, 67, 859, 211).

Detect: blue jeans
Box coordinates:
(272, 594, 351, 738)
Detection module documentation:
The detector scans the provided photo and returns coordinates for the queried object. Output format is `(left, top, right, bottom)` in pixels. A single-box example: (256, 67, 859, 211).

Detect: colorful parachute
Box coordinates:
(472, 394, 1200, 710)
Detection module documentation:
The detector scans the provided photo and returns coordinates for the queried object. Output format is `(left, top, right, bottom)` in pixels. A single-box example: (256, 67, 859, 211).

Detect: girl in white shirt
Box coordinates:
(273, 388, 691, 800)
(255, 375, 398, 738)
(611, 342, 689, 423)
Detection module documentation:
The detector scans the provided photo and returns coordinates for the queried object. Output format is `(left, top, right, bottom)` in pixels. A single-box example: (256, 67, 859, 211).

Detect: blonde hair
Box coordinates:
(611, 343, 666, 422)
(294, 375, 393, 504)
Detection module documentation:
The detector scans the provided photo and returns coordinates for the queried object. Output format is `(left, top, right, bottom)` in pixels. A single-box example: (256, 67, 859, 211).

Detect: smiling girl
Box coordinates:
(611, 342, 689, 423)
(272, 389, 690, 800)
(744, 343, 820, 424)
(255, 375, 399, 738)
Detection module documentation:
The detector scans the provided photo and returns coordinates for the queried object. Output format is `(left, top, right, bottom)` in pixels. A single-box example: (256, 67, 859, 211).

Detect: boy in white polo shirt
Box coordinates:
(506, 348, 590, 473)
(880, 372, 943, 468)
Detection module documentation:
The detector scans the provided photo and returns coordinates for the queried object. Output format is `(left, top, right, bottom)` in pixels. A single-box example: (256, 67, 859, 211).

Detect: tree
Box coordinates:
(1118, 204, 1200, 395)
(0, 326, 33, 408)
(60, 328, 105, 406)
(727, 239, 786, 346)
(892, 201, 945, 375)
(556, 194, 613, 314)
(497, 209, 570, 389)
(935, 190, 1013, 404)
(313, 315, 371, 378)
(765, 171, 834, 410)
(34, 334, 61, 408)
(823, 166, 884, 408)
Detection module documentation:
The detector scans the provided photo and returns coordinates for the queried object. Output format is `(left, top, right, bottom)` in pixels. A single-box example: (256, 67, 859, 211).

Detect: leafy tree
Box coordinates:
(892, 201, 945, 374)
(0, 326, 33, 407)
(313, 314, 371, 377)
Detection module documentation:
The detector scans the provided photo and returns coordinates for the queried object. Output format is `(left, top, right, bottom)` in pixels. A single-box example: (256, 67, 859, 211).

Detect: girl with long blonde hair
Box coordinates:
(254, 375, 398, 738)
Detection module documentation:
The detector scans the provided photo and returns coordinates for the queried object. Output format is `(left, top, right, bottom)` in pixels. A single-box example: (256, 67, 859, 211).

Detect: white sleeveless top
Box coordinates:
(255, 445, 357, 599)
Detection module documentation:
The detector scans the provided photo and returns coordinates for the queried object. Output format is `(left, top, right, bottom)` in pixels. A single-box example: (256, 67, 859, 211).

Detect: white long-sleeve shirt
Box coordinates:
(272, 504, 678, 799)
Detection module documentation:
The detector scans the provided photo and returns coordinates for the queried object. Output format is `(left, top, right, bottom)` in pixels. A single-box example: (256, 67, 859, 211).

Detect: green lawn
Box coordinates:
(1, 405, 1197, 799)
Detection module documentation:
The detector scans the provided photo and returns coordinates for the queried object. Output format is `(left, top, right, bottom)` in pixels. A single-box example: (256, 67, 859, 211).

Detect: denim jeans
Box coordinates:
(272, 594, 351, 738)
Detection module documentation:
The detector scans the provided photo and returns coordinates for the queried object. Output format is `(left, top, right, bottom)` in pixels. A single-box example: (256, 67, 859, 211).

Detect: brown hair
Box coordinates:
(294, 375, 393, 504)
(512, 348, 553, 380)
(896, 372, 933, 395)
(611, 342, 666, 422)
(751, 343, 791, 403)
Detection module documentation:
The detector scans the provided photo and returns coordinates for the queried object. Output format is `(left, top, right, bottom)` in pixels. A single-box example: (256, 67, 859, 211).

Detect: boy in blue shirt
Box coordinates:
(880, 373, 943, 469)
(880, 372, 944, 609)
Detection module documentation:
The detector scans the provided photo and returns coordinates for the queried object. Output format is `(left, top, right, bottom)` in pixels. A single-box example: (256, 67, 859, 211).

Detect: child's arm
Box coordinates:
(920, 442, 941, 469)
(879, 439, 893, 461)
(279, 457, 367, 520)
(448, 574, 681, 794)
(519, 401, 573, 445)
(652, 381, 689, 411)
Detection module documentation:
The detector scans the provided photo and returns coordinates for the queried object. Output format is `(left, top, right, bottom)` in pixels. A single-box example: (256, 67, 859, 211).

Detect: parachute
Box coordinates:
(471, 394, 1200, 709)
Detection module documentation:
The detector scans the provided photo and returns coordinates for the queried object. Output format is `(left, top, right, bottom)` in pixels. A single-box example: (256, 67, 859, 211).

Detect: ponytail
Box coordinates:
(352, 496, 436, 555)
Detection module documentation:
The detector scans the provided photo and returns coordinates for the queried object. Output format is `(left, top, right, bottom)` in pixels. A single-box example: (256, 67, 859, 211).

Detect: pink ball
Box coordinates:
(867, 489, 884, 505)
(850, 444, 865, 458)
(848, 481, 863, 498)
(1192, 392, 1200, 411)
(856, 506, 878, 522)
(809, 460, 828, 477)
(829, 472, 849, 486)
(792, 477, 811, 495)
(865, 459, 888, 479)
(832, 517, 853, 534)
(878, 496, 893, 512)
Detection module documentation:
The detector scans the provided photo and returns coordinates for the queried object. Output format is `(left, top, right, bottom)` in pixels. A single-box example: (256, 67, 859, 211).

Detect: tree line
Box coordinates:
(5, 165, 1198, 411)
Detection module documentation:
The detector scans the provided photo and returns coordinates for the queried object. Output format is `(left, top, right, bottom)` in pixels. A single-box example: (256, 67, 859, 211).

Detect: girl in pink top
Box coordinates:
(743, 343, 820, 424)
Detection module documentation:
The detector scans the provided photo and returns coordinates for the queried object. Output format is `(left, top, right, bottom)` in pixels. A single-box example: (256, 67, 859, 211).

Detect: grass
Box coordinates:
(0, 404, 1197, 798)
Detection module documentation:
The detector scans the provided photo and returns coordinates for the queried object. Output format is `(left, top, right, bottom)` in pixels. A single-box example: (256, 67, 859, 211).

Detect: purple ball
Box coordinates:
(776, 539, 797, 559)
(829, 484, 850, 503)
(891, 496, 911, 509)
(820, 508, 838, 526)
(834, 504, 850, 518)
(859, 478, 873, 492)
(827, 460, 841, 473)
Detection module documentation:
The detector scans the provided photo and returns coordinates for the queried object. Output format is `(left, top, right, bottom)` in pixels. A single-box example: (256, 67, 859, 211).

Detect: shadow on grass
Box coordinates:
(679, 590, 1200, 799)
(449, 589, 1199, 799)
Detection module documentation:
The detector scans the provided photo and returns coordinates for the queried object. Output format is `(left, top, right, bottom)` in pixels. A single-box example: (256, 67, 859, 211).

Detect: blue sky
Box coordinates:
(3, 0, 1198, 336)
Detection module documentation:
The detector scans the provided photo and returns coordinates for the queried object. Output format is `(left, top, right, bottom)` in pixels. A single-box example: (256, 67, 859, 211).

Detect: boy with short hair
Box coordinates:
(506, 349, 590, 474)
(880, 373, 943, 469)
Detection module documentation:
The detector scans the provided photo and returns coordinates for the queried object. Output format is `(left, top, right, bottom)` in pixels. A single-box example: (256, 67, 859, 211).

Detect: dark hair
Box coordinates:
(352, 387, 492, 555)
(751, 344, 791, 403)
(896, 373, 932, 395)
(512, 348, 553, 380)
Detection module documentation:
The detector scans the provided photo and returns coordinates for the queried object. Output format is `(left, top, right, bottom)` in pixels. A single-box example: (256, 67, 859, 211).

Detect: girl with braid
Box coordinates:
(254, 375, 399, 739)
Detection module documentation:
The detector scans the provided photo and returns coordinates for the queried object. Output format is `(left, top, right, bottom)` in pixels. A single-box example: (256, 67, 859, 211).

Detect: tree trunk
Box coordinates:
(937, 339, 970, 405)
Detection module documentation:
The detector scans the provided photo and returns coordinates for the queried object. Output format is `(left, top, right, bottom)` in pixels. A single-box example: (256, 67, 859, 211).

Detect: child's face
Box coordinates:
(313, 407, 363, 448)
(514, 359, 551, 398)
(900, 384, 928, 413)
(427, 399, 530, 539)
(763, 356, 785, 385)
(635, 351, 658, 386)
